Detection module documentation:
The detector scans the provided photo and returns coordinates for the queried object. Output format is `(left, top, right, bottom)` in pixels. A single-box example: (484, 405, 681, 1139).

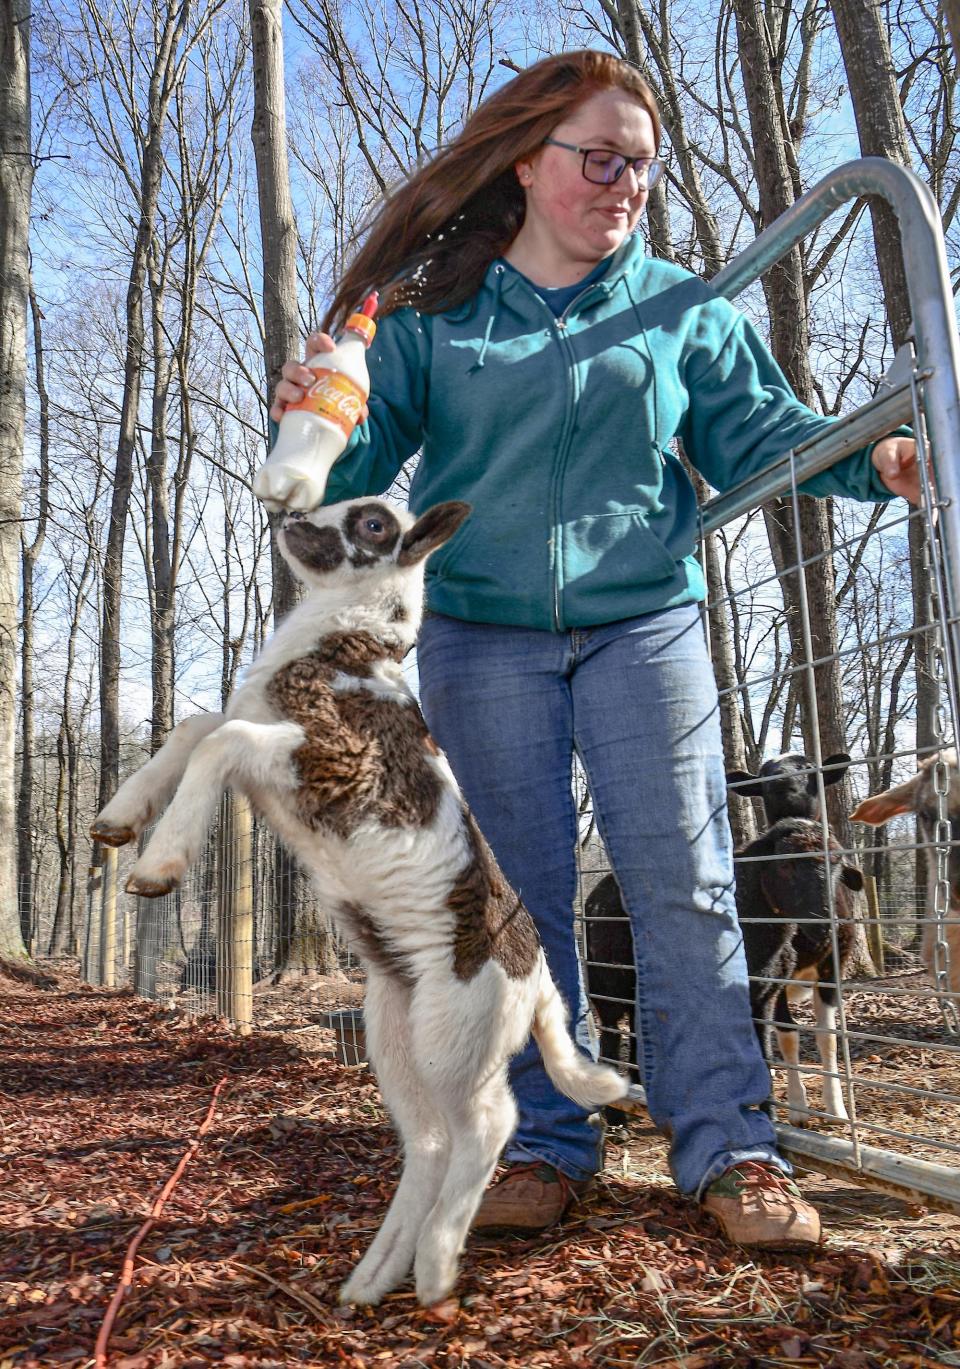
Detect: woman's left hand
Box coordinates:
(872, 436, 923, 506)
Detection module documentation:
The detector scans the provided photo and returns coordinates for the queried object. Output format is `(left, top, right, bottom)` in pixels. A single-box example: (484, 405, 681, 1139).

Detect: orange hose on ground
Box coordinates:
(93, 1075, 228, 1368)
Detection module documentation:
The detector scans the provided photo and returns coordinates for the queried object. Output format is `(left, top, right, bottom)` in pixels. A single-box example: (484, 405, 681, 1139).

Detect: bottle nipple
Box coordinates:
(345, 291, 379, 344)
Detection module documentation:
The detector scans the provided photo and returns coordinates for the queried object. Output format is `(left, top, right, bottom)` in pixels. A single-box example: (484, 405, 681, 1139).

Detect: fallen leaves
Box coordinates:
(1, 969, 959, 1367)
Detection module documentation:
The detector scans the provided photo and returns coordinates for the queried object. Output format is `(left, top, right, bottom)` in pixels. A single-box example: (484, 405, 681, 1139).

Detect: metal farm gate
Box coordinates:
(581, 158, 960, 1215)
(78, 159, 960, 1215)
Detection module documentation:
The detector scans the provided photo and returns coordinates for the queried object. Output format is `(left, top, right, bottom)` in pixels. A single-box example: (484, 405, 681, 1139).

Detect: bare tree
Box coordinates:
(48, 497, 101, 956)
(142, 18, 246, 749)
(17, 282, 49, 948)
(729, 0, 854, 843)
(0, 0, 33, 958)
(830, 0, 947, 917)
(56, 0, 226, 817)
(943, 0, 960, 67)
(250, 0, 302, 621)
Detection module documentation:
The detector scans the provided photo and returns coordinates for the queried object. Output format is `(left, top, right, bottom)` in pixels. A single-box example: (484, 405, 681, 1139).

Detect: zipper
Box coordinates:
(524, 291, 578, 631)
(550, 289, 600, 627)
(505, 270, 609, 629)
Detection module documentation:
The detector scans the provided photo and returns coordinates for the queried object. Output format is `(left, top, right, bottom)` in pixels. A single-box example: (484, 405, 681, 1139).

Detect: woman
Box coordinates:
(271, 50, 919, 1248)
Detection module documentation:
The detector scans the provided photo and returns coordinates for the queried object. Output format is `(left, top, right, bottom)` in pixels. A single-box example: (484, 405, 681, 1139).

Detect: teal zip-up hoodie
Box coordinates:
(323, 235, 894, 631)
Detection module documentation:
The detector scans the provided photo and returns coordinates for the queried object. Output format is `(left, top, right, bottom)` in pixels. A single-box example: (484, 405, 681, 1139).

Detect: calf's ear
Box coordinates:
(398, 501, 472, 567)
(821, 753, 852, 788)
(850, 774, 920, 826)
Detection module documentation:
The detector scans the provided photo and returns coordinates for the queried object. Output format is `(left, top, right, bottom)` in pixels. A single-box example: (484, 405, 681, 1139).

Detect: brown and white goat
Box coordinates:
(91, 499, 624, 1308)
(850, 750, 960, 1000)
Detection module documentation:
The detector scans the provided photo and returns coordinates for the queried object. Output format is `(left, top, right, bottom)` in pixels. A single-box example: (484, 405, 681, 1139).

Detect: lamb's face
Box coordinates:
(280, 500, 411, 586)
(279, 498, 471, 590)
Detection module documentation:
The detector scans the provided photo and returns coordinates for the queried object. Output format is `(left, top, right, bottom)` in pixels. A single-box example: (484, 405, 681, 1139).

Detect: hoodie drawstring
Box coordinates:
(470, 263, 505, 372)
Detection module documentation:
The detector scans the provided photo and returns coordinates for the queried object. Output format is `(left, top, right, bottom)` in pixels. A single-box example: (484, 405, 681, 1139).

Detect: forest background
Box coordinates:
(0, 0, 956, 969)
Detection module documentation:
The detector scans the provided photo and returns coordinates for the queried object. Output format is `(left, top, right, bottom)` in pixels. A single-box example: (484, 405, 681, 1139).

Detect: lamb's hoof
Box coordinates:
(415, 1279, 456, 1309)
(126, 871, 181, 898)
(414, 1264, 457, 1310)
(90, 820, 137, 848)
(338, 1277, 382, 1307)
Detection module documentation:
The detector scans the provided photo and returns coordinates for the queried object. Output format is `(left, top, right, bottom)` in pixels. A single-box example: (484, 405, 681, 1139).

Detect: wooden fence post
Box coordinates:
(84, 864, 102, 983)
(217, 795, 254, 1033)
(863, 873, 885, 976)
(99, 847, 118, 987)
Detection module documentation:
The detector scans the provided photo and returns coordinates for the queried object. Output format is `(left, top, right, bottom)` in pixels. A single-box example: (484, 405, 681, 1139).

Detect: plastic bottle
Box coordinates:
(254, 292, 378, 512)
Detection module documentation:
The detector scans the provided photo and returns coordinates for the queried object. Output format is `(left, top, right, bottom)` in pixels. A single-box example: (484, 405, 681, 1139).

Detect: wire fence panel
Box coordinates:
(74, 799, 364, 1044)
(574, 306, 960, 1210)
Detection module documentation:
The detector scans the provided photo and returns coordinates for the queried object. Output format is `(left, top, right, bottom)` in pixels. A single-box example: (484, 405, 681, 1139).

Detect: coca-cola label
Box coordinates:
(291, 368, 365, 438)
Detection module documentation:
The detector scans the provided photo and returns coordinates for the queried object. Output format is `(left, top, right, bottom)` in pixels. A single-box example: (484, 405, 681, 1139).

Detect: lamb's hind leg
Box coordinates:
(339, 974, 450, 1307)
(413, 1067, 516, 1307)
(127, 719, 303, 896)
(409, 985, 520, 1306)
(91, 713, 224, 848)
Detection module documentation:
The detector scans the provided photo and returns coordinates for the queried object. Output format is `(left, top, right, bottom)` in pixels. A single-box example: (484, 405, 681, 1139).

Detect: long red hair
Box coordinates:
(323, 50, 661, 331)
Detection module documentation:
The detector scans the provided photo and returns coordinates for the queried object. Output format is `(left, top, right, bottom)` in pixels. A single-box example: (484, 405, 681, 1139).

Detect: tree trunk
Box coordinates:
(0, 0, 33, 959)
(611, 0, 725, 274)
(17, 281, 49, 949)
(249, 0, 301, 622)
(250, 0, 324, 975)
(683, 460, 758, 846)
(17, 548, 34, 949)
(97, 3, 190, 818)
(49, 532, 95, 957)
(830, 0, 931, 916)
(945, 0, 960, 65)
(147, 264, 176, 752)
(733, 0, 853, 845)
(612, 0, 675, 262)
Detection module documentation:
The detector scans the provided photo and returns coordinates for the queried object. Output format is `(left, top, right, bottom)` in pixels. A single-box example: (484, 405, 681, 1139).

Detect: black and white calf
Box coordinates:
(91, 499, 624, 1308)
(726, 753, 863, 1123)
(583, 753, 861, 1125)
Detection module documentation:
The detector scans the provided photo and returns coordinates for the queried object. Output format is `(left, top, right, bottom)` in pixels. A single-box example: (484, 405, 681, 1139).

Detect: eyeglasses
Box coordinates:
(543, 137, 664, 188)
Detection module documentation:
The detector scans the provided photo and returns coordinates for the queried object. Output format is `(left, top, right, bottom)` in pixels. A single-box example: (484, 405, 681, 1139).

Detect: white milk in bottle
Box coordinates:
(254, 292, 378, 512)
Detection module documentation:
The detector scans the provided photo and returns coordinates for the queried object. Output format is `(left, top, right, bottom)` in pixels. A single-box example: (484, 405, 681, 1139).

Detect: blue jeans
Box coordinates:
(416, 603, 788, 1198)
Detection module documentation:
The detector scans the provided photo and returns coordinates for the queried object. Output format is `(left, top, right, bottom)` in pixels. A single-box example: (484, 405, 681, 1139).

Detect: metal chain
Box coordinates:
(923, 497, 960, 1033)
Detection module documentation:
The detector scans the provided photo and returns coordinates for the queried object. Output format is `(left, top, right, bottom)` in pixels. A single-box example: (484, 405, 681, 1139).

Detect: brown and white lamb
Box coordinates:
(91, 498, 625, 1308)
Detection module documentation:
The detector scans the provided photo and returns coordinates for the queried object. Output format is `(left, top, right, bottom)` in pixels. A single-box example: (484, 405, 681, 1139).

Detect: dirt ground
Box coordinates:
(2, 964, 959, 1369)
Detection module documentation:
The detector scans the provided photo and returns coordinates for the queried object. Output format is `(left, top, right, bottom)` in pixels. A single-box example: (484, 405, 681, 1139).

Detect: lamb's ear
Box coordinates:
(850, 775, 921, 826)
(821, 753, 852, 788)
(398, 501, 472, 567)
(726, 770, 763, 798)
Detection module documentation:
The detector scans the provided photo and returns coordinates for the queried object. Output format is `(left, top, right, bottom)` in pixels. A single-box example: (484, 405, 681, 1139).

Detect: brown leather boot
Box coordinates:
(702, 1161, 822, 1249)
(471, 1162, 592, 1233)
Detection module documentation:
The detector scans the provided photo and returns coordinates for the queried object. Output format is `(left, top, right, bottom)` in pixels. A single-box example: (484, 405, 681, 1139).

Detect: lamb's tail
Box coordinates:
(531, 955, 626, 1111)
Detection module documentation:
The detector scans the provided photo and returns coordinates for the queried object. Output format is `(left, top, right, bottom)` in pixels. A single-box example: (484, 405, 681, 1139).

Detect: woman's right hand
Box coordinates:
(269, 331, 336, 423)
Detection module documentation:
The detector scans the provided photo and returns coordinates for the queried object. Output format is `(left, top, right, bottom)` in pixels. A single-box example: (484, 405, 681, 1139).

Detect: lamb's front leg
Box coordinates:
(127, 719, 304, 897)
(774, 989, 810, 1123)
(91, 713, 224, 848)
